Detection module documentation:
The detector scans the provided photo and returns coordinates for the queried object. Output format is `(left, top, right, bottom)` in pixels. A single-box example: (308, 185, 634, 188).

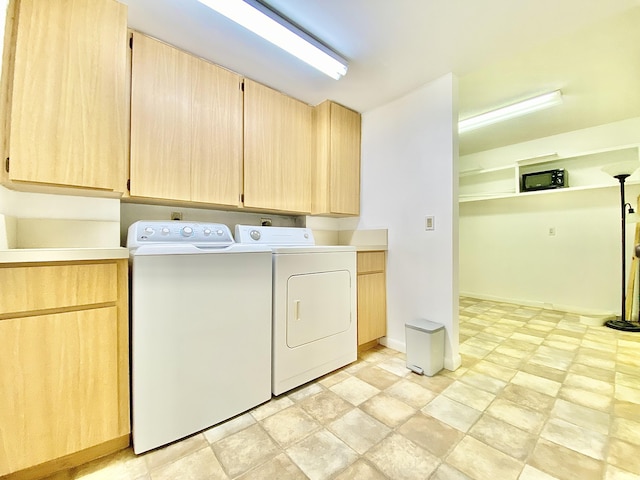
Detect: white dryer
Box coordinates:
(235, 225, 357, 395)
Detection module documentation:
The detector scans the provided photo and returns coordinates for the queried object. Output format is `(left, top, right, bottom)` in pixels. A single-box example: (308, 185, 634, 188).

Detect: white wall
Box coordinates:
(356, 73, 460, 371)
(0, 185, 120, 220)
(459, 117, 640, 315)
(0, 0, 124, 247)
(0, 186, 122, 247)
(120, 203, 297, 246)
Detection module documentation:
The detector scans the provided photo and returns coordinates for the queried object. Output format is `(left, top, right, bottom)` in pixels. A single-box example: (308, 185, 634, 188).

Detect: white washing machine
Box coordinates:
(235, 225, 357, 396)
(128, 221, 272, 454)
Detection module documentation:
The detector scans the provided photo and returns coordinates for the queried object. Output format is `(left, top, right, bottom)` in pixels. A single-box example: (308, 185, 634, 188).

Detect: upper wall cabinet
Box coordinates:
(244, 79, 313, 214)
(313, 101, 361, 216)
(0, 0, 128, 194)
(129, 32, 243, 207)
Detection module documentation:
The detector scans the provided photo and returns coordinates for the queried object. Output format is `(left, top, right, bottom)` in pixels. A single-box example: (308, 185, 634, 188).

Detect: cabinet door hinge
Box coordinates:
(240, 80, 244, 92)
(240, 193, 244, 203)
(4, 157, 8, 173)
(129, 36, 133, 49)
(126, 179, 130, 191)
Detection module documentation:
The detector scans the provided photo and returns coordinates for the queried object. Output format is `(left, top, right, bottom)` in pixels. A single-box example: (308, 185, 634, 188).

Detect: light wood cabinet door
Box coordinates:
(190, 54, 243, 205)
(313, 101, 361, 216)
(330, 103, 361, 215)
(357, 251, 387, 346)
(0, 259, 129, 478)
(130, 32, 191, 201)
(6, 0, 127, 191)
(0, 308, 120, 475)
(357, 272, 387, 345)
(130, 32, 243, 206)
(244, 79, 313, 213)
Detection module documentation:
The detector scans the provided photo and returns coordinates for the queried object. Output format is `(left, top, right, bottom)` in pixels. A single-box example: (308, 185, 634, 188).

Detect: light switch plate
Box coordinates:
(425, 216, 435, 231)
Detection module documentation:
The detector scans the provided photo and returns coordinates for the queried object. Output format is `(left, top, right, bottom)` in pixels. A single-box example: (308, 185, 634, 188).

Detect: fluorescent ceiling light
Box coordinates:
(459, 90, 563, 134)
(196, 0, 348, 80)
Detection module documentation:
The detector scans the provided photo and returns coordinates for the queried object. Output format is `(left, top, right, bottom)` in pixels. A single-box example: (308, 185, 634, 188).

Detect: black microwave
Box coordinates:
(521, 168, 567, 192)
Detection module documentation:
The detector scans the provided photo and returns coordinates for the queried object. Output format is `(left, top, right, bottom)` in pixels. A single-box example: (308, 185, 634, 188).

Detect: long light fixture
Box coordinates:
(459, 90, 563, 134)
(196, 0, 348, 80)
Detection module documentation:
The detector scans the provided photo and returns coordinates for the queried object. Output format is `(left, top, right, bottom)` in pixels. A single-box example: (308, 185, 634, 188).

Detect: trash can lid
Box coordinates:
(406, 318, 444, 333)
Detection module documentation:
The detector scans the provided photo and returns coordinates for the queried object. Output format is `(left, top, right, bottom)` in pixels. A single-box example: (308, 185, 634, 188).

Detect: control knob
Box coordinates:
(181, 226, 194, 237)
(250, 229, 261, 241)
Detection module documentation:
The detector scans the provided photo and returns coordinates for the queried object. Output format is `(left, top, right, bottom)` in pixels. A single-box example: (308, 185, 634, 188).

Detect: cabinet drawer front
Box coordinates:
(357, 251, 385, 274)
(0, 307, 120, 474)
(0, 263, 117, 316)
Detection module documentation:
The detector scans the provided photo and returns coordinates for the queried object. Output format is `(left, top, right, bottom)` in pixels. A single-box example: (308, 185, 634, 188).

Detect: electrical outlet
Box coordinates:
(171, 211, 182, 221)
(260, 217, 272, 226)
(425, 215, 435, 231)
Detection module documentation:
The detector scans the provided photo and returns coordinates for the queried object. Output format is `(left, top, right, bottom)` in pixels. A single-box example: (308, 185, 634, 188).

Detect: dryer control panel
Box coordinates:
(235, 225, 315, 246)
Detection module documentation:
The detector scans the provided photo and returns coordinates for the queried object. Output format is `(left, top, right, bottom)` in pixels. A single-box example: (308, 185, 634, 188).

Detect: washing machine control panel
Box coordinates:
(127, 221, 234, 248)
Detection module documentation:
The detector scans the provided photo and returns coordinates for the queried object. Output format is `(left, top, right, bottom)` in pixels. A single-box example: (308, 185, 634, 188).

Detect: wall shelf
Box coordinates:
(459, 165, 515, 177)
(459, 145, 640, 203)
(460, 179, 640, 203)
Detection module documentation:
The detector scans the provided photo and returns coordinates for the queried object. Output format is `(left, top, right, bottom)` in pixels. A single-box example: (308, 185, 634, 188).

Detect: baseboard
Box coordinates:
(358, 339, 380, 353)
(444, 353, 462, 371)
(460, 291, 616, 318)
(379, 336, 405, 353)
(3, 435, 130, 480)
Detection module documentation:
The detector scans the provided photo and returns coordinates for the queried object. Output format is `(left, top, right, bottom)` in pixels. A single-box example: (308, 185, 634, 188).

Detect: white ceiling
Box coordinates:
(122, 0, 640, 155)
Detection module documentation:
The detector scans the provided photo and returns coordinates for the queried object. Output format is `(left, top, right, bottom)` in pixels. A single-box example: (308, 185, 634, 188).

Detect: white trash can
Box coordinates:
(405, 319, 444, 376)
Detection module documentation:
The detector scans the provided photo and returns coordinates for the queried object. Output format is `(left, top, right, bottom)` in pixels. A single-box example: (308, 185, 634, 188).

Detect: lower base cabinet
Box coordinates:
(357, 251, 387, 349)
(0, 259, 130, 479)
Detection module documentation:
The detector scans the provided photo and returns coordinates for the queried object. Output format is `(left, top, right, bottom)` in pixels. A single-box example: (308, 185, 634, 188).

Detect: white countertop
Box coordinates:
(353, 245, 388, 252)
(0, 247, 129, 264)
(339, 229, 388, 252)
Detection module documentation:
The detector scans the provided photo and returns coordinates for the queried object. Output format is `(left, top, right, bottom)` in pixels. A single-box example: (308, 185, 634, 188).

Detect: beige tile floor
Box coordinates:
(49, 297, 640, 480)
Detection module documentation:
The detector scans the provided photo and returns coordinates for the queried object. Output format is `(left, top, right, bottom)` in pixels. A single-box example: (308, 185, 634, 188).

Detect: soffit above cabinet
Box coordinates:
(121, 0, 640, 155)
